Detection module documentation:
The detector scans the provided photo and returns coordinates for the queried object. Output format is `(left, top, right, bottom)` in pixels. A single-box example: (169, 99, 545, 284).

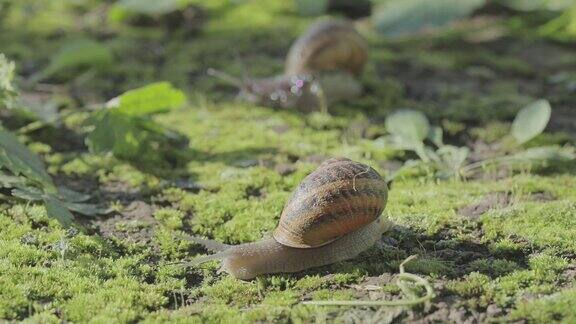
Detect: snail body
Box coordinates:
(187, 158, 388, 280)
(210, 20, 367, 111)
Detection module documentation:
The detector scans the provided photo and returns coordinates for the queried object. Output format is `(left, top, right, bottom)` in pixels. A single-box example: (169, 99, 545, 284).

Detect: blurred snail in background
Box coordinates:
(208, 19, 368, 111)
(186, 157, 388, 280)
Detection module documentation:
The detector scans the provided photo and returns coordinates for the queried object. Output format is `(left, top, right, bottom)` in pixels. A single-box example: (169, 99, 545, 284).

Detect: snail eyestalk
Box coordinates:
(207, 68, 243, 88)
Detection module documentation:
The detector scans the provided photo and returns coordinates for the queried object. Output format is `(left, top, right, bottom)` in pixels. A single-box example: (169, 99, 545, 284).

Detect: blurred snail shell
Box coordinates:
(209, 19, 367, 111)
(285, 20, 368, 77)
(186, 157, 389, 280)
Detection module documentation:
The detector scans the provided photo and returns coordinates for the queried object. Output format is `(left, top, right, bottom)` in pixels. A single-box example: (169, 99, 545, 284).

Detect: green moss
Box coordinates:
(446, 272, 491, 298)
(467, 259, 520, 277)
(154, 208, 185, 230)
(400, 257, 453, 276)
(489, 238, 527, 257)
(482, 201, 576, 253)
(201, 277, 259, 305)
(311, 289, 355, 301)
(62, 277, 167, 323)
(294, 275, 329, 292)
(470, 121, 511, 143)
(154, 228, 190, 259)
(510, 289, 576, 322)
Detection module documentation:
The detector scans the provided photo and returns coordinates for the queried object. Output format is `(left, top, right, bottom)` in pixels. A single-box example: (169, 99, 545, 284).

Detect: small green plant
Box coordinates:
(1, 55, 100, 227)
(85, 81, 188, 164)
(384, 100, 574, 180)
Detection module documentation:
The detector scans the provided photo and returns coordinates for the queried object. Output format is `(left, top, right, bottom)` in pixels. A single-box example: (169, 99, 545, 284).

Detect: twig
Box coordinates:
(302, 255, 435, 307)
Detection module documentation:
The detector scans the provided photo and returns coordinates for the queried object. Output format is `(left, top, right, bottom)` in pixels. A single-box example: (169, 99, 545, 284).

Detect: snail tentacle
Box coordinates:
(185, 235, 231, 252)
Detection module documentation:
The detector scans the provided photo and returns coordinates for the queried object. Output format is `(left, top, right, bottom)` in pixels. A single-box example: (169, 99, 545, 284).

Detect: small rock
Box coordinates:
(486, 304, 502, 317)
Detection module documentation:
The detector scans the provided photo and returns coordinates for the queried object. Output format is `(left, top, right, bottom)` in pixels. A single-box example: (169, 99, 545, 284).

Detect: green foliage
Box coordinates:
(511, 99, 552, 145)
(0, 128, 54, 189)
(86, 82, 187, 163)
(0, 128, 101, 226)
(0, 58, 99, 226)
(373, 0, 485, 37)
(385, 109, 430, 146)
(108, 82, 187, 116)
(385, 102, 574, 180)
(33, 39, 114, 82)
(539, 5, 576, 41)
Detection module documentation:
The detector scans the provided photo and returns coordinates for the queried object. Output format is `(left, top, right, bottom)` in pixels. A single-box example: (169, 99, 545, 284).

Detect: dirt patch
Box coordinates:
(93, 200, 158, 248)
(549, 107, 576, 137)
(563, 265, 576, 288)
(275, 163, 296, 176)
(458, 191, 557, 220)
(300, 154, 328, 164)
(244, 185, 265, 199)
(270, 124, 291, 134)
(99, 181, 143, 202)
(528, 191, 556, 202)
(458, 192, 511, 220)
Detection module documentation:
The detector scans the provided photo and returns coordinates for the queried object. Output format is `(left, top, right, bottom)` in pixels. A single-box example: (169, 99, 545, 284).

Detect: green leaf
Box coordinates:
(511, 99, 552, 145)
(86, 108, 182, 164)
(373, 0, 485, 37)
(11, 186, 44, 201)
(34, 39, 113, 81)
(0, 127, 55, 190)
(108, 82, 187, 116)
(85, 110, 145, 158)
(13, 185, 101, 217)
(428, 126, 444, 148)
(294, 0, 329, 16)
(44, 197, 75, 228)
(0, 173, 25, 188)
(385, 109, 430, 144)
(539, 5, 576, 42)
(57, 187, 91, 203)
(61, 201, 103, 216)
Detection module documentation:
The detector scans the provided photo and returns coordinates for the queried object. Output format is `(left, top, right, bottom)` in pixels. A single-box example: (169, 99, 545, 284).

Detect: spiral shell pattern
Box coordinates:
(273, 158, 388, 248)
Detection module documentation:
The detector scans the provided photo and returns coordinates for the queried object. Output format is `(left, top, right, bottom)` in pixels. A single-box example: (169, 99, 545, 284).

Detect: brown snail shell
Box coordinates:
(285, 20, 368, 77)
(273, 157, 388, 248)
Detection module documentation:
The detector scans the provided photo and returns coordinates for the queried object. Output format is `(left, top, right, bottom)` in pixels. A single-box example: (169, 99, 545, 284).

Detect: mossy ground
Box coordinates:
(1, 1, 576, 322)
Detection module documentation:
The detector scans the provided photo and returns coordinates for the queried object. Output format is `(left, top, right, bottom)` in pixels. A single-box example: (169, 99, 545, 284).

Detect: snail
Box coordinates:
(208, 19, 368, 111)
(186, 157, 388, 280)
